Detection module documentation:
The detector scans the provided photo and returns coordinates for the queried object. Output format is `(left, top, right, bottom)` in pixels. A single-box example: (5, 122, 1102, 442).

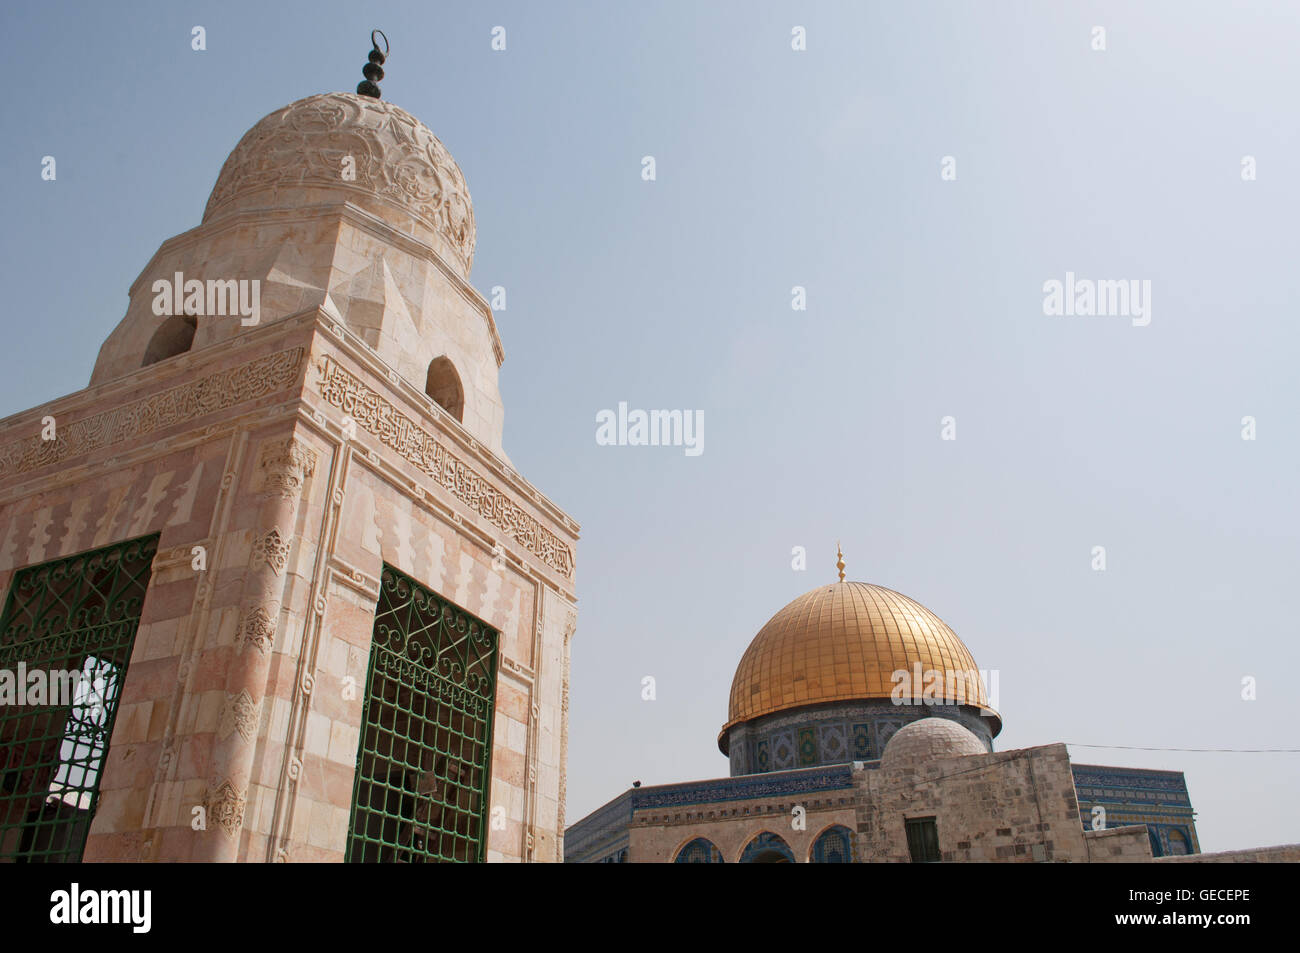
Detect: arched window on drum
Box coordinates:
(739, 831, 794, 863)
(425, 356, 465, 422)
(809, 824, 853, 863)
(674, 837, 724, 863)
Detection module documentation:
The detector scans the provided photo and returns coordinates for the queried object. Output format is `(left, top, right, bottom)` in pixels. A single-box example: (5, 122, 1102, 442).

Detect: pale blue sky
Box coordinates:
(2, 1, 1297, 853)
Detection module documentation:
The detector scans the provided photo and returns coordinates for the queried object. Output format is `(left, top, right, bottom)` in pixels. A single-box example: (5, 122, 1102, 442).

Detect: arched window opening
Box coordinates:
(674, 837, 724, 863)
(1147, 829, 1164, 858)
(142, 314, 197, 367)
(809, 824, 853, 863)
(425, 356, 465, 422)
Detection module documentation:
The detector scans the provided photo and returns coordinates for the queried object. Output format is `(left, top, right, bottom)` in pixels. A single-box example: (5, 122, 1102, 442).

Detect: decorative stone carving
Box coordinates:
(255, 437, 318, 500)
(203, 93, 476, 275)
(219, 689, 260, 743)
(250, 528, 291, 575)
(0, 347, 305, 479)
(500, 656, 535, 682)
(558, 611, 575, 847)
(237, 602, 280, 654)
(314, 356, 575, 578)
(208, 779, 246, 838)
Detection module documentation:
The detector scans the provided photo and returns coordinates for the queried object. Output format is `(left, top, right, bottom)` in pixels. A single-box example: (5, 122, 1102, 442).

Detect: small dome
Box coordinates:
(203, 92, 475, 275)
(722, 581, 1000, 738)
(881, 717, 987, 768)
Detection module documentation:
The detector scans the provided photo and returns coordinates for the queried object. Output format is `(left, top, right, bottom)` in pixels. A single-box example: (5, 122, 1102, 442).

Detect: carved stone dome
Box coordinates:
(880, 717, 987, 768)
(203, 92, 476, 275)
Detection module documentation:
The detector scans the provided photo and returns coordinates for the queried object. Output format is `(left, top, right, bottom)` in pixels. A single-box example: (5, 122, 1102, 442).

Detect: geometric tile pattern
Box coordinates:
(819, 723, 847, 762)
(725, 700, 995, 776)
(797, 727, 817, 767)
(851, 723, 872, 760)
(1071, 764, 1199, 856)
(770, 730, 796, 770)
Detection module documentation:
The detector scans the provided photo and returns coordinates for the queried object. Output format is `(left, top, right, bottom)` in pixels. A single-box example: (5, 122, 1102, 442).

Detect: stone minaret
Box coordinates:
(0, 87, 577, 863)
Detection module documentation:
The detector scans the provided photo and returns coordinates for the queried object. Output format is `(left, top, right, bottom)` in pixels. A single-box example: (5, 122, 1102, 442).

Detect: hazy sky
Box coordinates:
(2, 1, 1297, 854)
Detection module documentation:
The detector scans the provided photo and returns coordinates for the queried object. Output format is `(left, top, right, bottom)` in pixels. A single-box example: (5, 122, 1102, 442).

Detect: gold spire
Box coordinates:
(836, 542, 845, 582)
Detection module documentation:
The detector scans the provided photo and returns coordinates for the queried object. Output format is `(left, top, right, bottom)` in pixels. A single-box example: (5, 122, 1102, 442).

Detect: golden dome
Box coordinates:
(722, 581, 1000, 739)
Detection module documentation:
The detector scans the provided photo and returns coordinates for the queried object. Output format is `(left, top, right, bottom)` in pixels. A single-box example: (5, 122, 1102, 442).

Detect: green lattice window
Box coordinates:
(0, 535, 158, 862)
(346, 566, 498, 863)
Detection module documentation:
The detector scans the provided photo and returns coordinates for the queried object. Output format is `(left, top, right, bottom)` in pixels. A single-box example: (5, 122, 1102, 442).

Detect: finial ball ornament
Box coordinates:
(357, 30, 389, 99)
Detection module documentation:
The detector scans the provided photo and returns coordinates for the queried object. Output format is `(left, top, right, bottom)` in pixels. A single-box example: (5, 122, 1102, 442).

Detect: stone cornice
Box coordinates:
(0, 346, 305, 482)
(0, 309, 318, 435)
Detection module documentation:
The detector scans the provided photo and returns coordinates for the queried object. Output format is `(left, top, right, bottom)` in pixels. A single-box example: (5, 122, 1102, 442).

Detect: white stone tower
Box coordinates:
(0, 85, 577, 863)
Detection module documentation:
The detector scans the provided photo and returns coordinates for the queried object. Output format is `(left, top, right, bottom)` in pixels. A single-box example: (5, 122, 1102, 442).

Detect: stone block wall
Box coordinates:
(1083, 825, 1155, 861)
(855, 743, 1089, 862)
(1156, 844, 1300, 863)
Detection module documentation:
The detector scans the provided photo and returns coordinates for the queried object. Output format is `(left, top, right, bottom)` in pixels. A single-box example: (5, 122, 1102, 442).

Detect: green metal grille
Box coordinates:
(0, 535, 158, 863)
(346, 565, 498, 863)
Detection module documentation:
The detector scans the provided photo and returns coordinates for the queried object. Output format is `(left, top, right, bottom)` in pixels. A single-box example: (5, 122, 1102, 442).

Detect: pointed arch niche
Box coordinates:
(142, 314, 197, 367)
(425, 356, 465, 422)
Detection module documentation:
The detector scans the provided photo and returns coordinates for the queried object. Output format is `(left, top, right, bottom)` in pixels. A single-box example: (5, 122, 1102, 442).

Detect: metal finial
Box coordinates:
(836, 542, 845, 582)
(357, 30, 389, 99)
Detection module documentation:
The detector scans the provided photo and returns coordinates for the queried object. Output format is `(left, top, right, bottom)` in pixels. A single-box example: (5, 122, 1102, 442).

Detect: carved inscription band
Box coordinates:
(314, 355, 574, 578)
(0, 347, 305, 478)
